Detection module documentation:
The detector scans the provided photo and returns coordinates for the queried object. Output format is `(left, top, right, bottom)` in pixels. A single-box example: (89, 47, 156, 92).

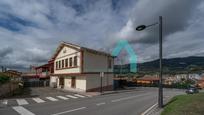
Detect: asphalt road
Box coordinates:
(0, 87, 185, 115)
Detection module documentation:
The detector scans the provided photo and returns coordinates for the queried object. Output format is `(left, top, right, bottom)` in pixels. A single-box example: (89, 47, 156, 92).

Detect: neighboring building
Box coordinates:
(35, 63, 54, 86)
(135, 75, 160, 86)
(35, 63, 53, 79)
(50, 42, 114, 92)
(188, 73, 202, 80)
(21, 73, 38, 87)
(21, 63, 53, 87)
(163, 74, 178, 85)
(175, 74, 188, 81)
(196, 77, 204, 89)
(3, 70, 22, 81)
(30, 65, 37, 73)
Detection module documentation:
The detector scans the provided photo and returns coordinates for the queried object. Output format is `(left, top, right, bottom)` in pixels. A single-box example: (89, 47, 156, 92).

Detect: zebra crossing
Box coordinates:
(66, 95, 78, 99)
(16, 99, 29, 105)
(32, 98, 45, 103)
(46, 96, 59, 101)
(0, 94, 88, 107)
(74, 94, 85, 98)
(57, 96, 69, 100)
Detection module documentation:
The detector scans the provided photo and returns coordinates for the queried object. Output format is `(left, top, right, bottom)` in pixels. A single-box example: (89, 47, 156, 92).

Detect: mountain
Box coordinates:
(114, 56, 204, 74)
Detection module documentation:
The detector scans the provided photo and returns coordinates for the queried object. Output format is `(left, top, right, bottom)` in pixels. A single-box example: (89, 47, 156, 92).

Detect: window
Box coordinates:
(62, 60, 64, 68)
(74, 56, 77, 67)
(69, 57, 72, 67)
(59, 60, 61, 69)
(55, 61, 58, 69)
(65, 58, 68, 67)
(108, 59, 112, 69)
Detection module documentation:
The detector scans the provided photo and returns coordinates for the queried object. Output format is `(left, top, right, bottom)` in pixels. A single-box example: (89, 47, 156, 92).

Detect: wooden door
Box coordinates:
(71, 77, 76, 88)
(59, 77, 64, 88)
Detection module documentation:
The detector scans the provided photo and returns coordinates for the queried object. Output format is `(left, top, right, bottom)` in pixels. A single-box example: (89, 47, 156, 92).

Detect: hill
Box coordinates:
(114, 56, 204, 74)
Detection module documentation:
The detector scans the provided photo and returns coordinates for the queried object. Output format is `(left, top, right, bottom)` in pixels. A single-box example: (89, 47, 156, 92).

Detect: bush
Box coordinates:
(0, 73, 10, 84)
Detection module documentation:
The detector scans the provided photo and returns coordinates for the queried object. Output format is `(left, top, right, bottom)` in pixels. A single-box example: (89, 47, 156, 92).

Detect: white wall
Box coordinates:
(63, 76, 86, 91)
(83, 51, 114, 72)
(86, 74, 113, 90)
(54, 46, 81, 74)
(64, 76, 71, 88)
(76, 76, 86, 90)
(50, 76, 58, 87)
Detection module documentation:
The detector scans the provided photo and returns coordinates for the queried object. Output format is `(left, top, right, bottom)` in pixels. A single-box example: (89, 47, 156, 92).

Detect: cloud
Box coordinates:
(0, 0, 203, 71)
(0, 47, 13, 58)
(116, 0, 201, 44)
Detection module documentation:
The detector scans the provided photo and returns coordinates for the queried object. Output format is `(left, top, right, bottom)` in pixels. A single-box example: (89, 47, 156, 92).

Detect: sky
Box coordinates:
(0, 0, 204, 71)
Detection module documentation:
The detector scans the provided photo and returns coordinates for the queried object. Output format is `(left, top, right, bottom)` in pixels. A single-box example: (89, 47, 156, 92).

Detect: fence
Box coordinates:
(23, 80, 49, 87)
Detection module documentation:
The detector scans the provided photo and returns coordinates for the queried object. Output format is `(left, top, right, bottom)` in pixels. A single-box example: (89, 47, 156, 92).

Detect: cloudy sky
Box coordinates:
(0, 0, 204, 71)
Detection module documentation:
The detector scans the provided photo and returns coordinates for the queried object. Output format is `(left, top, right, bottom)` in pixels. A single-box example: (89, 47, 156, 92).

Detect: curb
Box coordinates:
(141, 103, 158, 115)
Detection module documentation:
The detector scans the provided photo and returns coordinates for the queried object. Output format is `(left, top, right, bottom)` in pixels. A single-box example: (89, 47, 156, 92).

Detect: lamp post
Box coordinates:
(136, 16, 163, 108)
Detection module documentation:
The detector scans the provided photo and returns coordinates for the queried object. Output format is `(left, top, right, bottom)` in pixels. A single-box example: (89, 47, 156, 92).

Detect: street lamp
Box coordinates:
(136, 16, 163, 108)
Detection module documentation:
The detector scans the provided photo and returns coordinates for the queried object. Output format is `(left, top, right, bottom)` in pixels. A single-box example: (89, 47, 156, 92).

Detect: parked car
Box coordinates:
(186, 87, 199, 94)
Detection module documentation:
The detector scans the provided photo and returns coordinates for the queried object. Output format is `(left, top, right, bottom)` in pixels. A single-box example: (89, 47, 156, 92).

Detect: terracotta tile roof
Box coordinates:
(136, 76, 159, 81)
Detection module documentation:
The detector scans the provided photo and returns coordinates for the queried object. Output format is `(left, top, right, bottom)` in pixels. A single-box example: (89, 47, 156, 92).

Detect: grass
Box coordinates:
(161, 92, 204, 115)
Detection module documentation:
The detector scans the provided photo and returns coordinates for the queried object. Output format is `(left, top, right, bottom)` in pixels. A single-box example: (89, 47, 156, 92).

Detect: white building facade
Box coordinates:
(50, 42, 114, 92)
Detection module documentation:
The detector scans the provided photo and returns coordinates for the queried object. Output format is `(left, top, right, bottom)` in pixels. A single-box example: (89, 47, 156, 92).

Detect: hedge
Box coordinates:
(0, 73, 10, 84)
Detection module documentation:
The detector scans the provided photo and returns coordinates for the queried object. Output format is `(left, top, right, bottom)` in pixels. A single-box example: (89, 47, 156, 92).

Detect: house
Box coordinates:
(35, 63, 53, 79)
(188, 73, 202, 80)
(49, 42, 114, 92)
(163, 74, 178, 85)
(35, 63, 54, 86)
(3, 70, 22, 81)
(135, 75, 160, 86)
(196, 77, 204, 89)
(21, 63, 53, 87)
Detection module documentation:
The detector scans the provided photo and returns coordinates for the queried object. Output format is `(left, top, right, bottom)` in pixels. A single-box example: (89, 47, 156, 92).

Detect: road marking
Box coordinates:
(86, 95, 92, 97)
(12, 106, 35, 115)
(51, 107, 86, 115)
(57, 96, 69, 100)
(2, 100, 8, 105)
(111, 96, 139, 102)
(66, 95, 78, 99)
(16, 99, 29, 105)
(111, 94, 150, 103)
(141, 103, 158, 115)
(32, 98, 45, 103)
(74, 94, 85, 98)
(46, 97, 58, 101)
(96, 102, 106, 106)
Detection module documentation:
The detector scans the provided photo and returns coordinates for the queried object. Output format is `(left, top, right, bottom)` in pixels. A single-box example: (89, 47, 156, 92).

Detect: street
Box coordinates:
(0, 87, 184, 115)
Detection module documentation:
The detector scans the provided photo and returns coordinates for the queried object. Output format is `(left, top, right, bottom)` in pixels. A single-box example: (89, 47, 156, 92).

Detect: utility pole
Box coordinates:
(136, 16, 163, 108)
(158, 16, 163, 108)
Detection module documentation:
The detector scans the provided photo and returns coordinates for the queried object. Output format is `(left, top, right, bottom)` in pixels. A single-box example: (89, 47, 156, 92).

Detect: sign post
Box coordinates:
(100, 72, 104, 93)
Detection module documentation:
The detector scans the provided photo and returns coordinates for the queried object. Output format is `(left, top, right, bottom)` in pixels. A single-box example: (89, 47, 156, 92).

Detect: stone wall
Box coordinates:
(0, 82, 19, 98)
